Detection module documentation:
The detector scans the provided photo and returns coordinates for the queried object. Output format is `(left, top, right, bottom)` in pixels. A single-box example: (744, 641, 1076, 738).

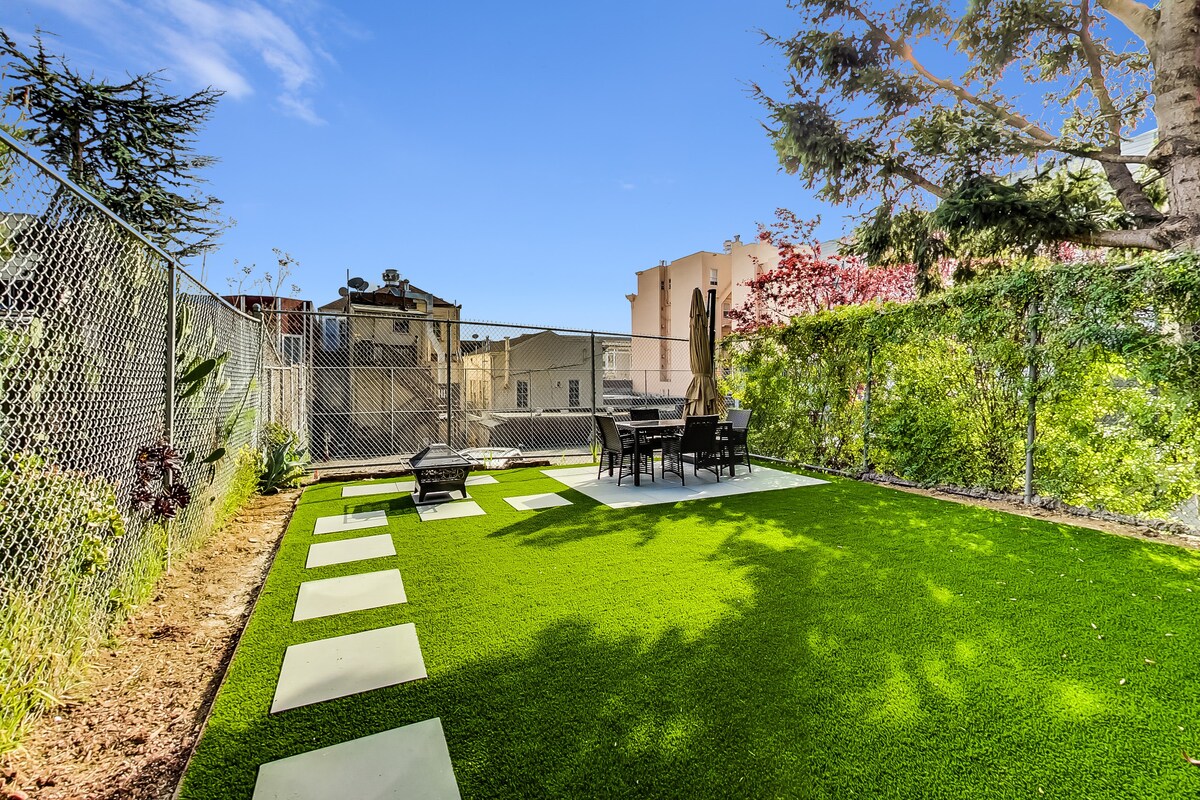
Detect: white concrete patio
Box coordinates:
(542, 464, 826, 508)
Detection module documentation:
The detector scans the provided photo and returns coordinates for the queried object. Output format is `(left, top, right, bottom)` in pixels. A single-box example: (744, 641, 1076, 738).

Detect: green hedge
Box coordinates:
(724, 252, 1200, 519)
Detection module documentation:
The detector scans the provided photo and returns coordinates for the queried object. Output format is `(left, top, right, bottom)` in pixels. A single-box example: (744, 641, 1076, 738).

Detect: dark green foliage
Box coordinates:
(758, 0, 1171, 263)
(725, 252, 1200, 514)
(0, 31, 224, 259)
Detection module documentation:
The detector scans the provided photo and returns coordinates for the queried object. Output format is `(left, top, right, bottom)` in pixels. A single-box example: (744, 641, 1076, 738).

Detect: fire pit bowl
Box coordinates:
(410, 443, 473, 504)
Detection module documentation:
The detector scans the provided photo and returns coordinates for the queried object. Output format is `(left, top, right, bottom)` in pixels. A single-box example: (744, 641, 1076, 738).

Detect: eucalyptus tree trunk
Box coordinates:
(1151, 0, 1200, 248)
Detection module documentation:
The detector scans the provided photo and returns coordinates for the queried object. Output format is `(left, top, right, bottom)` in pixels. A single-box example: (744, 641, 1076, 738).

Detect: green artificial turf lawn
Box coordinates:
(180, 466, 1200, 799)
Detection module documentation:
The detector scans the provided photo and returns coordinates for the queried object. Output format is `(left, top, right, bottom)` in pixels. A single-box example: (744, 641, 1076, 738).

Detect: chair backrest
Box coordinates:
(629, 407, 660, 421)
(595, 415, 622, 451)
(680, 415, 719, 452)
(727, 408, 752, 431)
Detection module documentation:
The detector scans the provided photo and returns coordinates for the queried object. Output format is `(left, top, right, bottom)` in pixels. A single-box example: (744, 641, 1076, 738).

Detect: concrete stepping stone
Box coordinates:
(465, 475, 498, 486)
(306, 534, 396, 569)
(294, 569, 407, 621)
(415, 500, 486, 522)
(341, 481, 410, 498)
(271, 623, 427, 713)
(504, 493, 573, 511)
(313, 510, 388, 535)
(339, 475, 495, 499)
(252, 717, 461, 800)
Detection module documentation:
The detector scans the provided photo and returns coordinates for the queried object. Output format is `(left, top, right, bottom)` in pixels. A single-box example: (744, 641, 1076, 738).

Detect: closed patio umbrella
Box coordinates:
(684, 287, 720, 417)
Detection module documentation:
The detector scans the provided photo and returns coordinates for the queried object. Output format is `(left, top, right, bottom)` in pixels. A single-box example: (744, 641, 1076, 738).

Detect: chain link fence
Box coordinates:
(0, 131, 262, 749)
(261, 310, 693, 470)
(0, 126, 695, 746)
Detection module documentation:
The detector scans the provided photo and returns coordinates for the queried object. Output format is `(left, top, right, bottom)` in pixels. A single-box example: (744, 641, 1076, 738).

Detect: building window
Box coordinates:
(516, 380, 529, 409)
(568, 379, 580, 407)
(320, 316, 345, 351)
(393, 317, 410, 333)
(281, 334, 304, 364)
(710, 268, 719, 286)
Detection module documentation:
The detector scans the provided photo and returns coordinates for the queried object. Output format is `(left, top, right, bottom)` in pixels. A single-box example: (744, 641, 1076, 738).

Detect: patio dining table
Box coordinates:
(617, 418, 731, 486)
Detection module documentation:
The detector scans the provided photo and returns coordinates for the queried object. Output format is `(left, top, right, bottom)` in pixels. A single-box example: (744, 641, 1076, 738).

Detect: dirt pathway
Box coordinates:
(1, 489, 300, 800)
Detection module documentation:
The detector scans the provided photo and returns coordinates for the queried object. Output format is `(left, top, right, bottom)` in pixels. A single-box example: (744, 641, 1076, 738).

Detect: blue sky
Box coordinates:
(2, 0, 828, 331)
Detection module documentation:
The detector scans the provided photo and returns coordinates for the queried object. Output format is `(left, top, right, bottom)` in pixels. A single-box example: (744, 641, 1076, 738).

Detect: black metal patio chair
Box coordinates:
(596, 414, 653, 486)
(629, 407, 664, 454)
(661, 415, 721, 485)
(720, 408, 753, 474)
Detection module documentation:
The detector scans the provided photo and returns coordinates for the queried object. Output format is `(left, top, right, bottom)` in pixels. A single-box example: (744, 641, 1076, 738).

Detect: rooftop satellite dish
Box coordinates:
(348, 276, 368, 290)
(338, 286, 349, 297)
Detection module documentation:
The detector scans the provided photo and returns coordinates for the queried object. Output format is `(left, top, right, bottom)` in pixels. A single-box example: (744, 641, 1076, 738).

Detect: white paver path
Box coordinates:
(293, 569, 407, 622)
(252, 717, 461, 800)
(416, 500, 486, 522)
(503, 493, 573, 511)
(306, 534, 396, 568)
(341, 481, 407, 498)
(340, 474, 499, 498)
(313, 510, 389, 535)
(271, 623, 427, 713)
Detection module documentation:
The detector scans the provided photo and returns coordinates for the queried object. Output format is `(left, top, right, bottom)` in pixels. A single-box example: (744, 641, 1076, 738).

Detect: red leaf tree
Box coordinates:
(728, 210, 931, 332)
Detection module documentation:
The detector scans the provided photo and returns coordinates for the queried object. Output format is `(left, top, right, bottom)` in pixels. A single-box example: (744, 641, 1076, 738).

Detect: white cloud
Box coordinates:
(23, 0, 334, 123)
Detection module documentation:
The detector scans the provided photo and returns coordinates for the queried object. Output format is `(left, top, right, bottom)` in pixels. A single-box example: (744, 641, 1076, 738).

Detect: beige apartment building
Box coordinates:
(626, 234, 780, 397)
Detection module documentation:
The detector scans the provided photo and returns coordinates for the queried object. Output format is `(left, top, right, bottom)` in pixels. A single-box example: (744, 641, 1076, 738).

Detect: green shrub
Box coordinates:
(726, 252, 1200, 517)
(0, 457, 125, 753)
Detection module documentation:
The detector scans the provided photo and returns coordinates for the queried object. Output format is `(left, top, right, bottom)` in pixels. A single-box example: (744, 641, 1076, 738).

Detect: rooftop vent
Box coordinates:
(382, 268, 401, 286)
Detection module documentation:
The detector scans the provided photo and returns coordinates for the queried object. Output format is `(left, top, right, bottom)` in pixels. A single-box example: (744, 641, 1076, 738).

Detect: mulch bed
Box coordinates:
(1, 489, 300, 800)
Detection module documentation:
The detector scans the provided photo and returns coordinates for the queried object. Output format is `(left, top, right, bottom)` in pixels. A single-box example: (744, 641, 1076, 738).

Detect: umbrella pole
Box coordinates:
(707, 288, 717, 375)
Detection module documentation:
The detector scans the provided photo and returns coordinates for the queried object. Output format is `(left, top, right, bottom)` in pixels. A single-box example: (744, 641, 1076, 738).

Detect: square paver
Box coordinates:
(306, 534, 397, 569)
(504, 493, 573, 511)
(313, 510, 389, 535)
(341, 481, 410, 498)
(294, 569, 407, 621)
(340, 475, 494, 499)
(271, 623, 427, 713)
(466, 475, 498, 486)
(253, 717, 461, 800)
(415, 500, 487, 522)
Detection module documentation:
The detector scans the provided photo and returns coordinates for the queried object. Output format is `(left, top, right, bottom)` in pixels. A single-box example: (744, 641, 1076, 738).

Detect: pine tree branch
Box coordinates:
(1065, 226, 1172, 250)
(1076, 0, 1124, 151)
(842, 4, 1059, 145)
(1075, 0, 1161, 223)
(888, 162, 948, 199)
(1095, 0, 1159, 46)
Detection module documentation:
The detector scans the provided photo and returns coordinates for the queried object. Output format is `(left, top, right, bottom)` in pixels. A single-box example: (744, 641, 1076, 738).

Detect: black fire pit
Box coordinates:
(410, 443, 473, 504)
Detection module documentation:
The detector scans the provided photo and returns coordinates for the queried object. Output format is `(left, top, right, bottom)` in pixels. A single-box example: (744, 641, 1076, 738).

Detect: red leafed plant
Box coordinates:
(727, 210, 932, 333)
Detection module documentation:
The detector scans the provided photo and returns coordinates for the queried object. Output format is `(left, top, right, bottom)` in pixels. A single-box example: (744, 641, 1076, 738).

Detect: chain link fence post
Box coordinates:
(589, 331, 598, 450)
(1024, 293, 1041, 504)
(862, 340, 873, 475)
(445, 318, 453, 445)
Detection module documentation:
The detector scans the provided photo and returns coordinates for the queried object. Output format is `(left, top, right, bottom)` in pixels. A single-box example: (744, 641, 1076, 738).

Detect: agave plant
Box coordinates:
(259, 432, 307, 494)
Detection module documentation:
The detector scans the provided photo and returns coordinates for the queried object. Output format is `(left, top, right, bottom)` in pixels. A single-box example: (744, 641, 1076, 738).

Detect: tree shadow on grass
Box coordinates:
(184, 477, 1200, 799)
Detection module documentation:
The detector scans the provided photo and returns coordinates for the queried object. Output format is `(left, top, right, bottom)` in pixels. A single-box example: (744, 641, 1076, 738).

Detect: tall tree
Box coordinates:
(0, 31, 224, 260)
(756, 0, 1196, 276)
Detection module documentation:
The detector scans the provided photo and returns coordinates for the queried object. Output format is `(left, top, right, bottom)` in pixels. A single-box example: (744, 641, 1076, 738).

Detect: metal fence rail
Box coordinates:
(261, 310, 693, 469)
(0, 129, 262, 747)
